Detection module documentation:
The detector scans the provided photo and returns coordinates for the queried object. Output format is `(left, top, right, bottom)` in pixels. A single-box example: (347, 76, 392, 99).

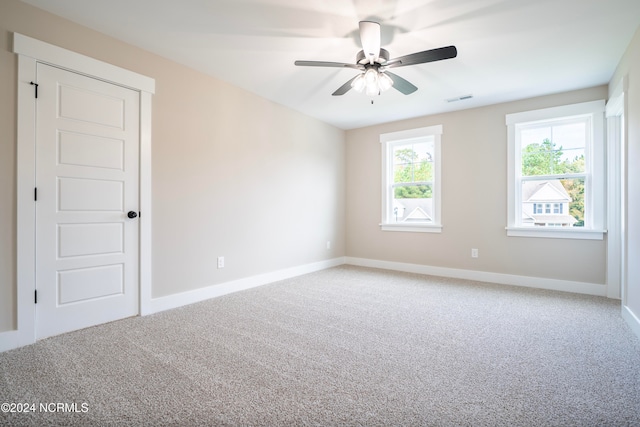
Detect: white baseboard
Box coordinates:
(0, 330, 19, 353)
(147, 257, 346, 314)
(345, 257, 607, 297)
(622, 305, 640, 341)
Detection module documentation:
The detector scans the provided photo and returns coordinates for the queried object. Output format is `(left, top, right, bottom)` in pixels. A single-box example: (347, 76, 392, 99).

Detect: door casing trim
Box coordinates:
(13, 33, 155, 347)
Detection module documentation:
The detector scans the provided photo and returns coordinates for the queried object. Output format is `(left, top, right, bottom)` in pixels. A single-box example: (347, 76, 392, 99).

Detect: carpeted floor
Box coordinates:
(1, 265, 639, 426)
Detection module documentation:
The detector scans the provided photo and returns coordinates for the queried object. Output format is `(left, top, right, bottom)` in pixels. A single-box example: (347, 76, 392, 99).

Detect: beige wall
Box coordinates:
(0, 0, 346, 333)
(609, 26, 640, 322)
(346, 87, 608, 284)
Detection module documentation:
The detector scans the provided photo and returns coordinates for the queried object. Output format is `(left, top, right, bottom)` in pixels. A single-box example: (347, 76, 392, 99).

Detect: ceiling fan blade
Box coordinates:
(295, 60, 361, 70)
(384, 71, 418, 95)
(332, 76, 358, 96)
(359, 21, 381, 64)
(387, 46, 457, 68)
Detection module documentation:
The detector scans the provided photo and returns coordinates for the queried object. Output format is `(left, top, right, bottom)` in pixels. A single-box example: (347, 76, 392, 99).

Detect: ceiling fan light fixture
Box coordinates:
(364, 68, 380, 96)
(365, 83, 379, 97)
(352, 68, 394, 97)
(351, 74, 366, 92)
(378, 72, 393, 92)
(364, 68, 378, 85)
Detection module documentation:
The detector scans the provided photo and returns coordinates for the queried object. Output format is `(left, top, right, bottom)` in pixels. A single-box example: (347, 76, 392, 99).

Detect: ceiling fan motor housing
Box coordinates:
(357, 48, 389, 65)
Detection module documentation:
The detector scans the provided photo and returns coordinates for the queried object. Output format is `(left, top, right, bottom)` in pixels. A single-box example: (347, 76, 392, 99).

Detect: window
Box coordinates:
(380, 125, 442, 232)
(553, 203, 563, 214)
(506, 100, 605, 239)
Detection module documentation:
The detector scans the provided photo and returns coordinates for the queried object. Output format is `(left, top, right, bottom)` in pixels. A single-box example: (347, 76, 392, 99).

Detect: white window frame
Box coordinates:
(506, 100, 605, 240)
(380, 125, 442, 233)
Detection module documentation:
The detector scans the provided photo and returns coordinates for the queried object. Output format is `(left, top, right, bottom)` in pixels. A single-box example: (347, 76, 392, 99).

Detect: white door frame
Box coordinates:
(13, 33, 155, 347)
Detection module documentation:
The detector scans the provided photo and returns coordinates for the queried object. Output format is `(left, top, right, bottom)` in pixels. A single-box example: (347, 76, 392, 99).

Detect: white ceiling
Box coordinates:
(21, 0, 640, 130)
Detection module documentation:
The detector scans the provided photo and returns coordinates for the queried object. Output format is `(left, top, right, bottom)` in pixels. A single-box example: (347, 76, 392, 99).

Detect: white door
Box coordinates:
(35, 63, 140, 339)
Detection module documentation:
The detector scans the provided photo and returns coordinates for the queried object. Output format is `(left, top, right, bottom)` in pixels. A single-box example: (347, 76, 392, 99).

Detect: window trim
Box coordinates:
(380, 125, 443, 233)
(506, 100, 605, 240)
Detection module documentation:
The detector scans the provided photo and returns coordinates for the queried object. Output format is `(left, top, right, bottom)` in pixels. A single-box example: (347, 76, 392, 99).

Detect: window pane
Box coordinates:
(553, 122, 587, 150)
(520, 178, 584, 227)
(558, 147, 585, 173)
(521, 138, 564, 176)
(394, 163, 412, 183)
(521, 121, 586, 176)
(555, 121, 586, 173)
(560, 178, 585, 227)
(392, 185, 433, 223)
(393, 141, 434, 184)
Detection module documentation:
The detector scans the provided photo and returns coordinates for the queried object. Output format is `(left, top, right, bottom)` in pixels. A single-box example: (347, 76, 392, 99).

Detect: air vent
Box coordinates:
(446, 94, 473, 103)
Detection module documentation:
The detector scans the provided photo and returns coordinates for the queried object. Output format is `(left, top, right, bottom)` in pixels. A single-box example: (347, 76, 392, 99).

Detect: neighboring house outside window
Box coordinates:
(523, 181, 574, 227)
(506, 100, 605, 239)
(380, 125, 442, 233)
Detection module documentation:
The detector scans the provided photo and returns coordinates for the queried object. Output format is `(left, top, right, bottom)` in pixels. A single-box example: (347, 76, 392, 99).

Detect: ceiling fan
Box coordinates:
(294, 21, 457, 98)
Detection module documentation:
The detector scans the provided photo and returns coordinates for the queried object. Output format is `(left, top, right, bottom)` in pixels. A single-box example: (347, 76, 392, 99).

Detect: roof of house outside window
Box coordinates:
(522, 180, 571, 203)
(393, 198, 433, 222)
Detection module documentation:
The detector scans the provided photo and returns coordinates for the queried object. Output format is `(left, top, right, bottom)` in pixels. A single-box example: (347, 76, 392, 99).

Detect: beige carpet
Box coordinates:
(1, 265, 639, 426)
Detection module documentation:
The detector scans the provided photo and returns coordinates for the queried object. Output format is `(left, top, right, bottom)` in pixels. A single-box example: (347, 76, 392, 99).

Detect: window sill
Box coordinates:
(380, 223, 442, 233)
(506, 226, 606, 240)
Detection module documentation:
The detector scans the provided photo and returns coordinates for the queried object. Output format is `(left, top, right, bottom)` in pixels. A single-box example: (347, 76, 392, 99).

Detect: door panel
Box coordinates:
(58, 264, 124, 305)
(58, 223, 123, 258)
(58, 84, 125, 128)
(58, 177, 124, 211)
(58, 131, 125, 170)
(35, 63, 140, 339)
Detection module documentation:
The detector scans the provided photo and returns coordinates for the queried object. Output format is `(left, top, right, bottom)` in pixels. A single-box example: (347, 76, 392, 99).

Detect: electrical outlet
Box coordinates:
(217, 256, 225, 268)
(326, 241, 331, 250)
(471, 248, 479, 258)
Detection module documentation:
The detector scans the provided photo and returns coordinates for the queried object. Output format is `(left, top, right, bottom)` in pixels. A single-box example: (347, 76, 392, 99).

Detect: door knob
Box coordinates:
(127, 211, 138, 219)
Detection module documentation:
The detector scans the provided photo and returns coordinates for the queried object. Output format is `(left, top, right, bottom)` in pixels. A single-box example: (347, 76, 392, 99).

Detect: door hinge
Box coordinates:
(30, 81, 39, 99)
(34, 187, 37, 201)
(34, 290, 37, 304)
